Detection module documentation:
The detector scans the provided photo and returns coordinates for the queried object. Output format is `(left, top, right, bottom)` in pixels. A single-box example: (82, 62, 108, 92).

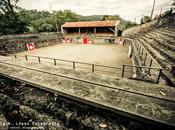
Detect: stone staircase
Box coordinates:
(123, 14, 175, 86)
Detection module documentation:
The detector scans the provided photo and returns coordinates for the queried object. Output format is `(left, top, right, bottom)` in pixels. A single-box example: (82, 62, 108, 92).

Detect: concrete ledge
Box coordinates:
(0, 62, 175, 128)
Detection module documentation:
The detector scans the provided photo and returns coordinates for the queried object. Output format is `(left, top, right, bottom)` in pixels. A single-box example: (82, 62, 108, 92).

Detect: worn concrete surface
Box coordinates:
(2, 59, 175, 100)
(0, 61, 175, 127)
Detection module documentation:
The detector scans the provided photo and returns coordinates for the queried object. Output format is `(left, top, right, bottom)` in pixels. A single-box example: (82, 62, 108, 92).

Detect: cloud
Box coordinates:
(18, 0, 174, 22)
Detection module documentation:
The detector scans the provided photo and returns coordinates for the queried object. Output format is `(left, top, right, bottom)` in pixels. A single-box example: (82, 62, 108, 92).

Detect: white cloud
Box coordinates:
(18, 0, 174, 22)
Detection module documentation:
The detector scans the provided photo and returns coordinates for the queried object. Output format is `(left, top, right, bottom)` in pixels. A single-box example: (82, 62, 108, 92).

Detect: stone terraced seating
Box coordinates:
(135, 36, 175, 86)
(155, 29, 175, 40)
(123, 14, 175, 86)
(140, 35, 175, 68)
(150, 31, 175, 47)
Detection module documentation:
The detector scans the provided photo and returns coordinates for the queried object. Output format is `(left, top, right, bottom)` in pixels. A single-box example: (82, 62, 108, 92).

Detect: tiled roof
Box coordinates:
(62, 21, 120, 28)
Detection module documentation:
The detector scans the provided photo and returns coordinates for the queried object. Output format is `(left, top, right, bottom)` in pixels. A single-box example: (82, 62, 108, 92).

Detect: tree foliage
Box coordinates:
(53, 10, 79, 32)
(140, 16, 151, 24)
(0, 0, 28, 35)
(0, 1, 136, 35)
(119, 19, 137, 31)
(102, 15, 137, 30)
(0, 0, 19, 14)
(0, 6, 80, 35)
(102, 15, 120, 21)
(79, 15, 103, 21)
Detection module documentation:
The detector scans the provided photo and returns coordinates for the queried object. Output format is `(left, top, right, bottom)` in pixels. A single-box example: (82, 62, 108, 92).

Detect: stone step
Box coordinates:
(1, 62, 175, 127)
(136, 37, 169, 69)
(141, 36, 175, 64)
(156, 29, 175, 39)
(137, 37, 166, 61)
(164, 29, 175, 35)
(137, 37, 173, 71)
(145, 33, 175, 52)
(150, 31, 175, 46)
(136, 37, 175, 86)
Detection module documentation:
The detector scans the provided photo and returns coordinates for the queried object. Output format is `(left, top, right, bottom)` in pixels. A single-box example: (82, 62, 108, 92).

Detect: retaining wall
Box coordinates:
(0, 32, 61, 55)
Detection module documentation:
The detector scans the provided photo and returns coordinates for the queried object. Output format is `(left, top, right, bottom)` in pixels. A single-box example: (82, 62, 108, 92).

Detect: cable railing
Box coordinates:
(14, 54, 122, 73)
(13, 54, 162, 84)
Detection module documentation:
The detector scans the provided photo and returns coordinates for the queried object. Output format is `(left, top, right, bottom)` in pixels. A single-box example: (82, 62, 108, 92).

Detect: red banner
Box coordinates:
(26, 43, 35, 51)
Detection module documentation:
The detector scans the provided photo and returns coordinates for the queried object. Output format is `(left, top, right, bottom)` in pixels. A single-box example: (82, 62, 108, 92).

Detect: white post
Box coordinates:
(94, 27, 96, 35)
(61, 26, 64, 35)
(79, 28, 81, 35)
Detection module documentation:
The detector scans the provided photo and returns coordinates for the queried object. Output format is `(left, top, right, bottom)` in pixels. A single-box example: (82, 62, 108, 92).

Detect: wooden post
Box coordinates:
(143, 53, 147, 65)
(92, 64, 95, 73)
(138, 45, 141, 55)
(140, 49, 144, 59)
(54, 59, 56, 66)
(115, 25, 118, 36)
(148, 59, 153, 74)
(25, 55, 28, 61)
(136, 42, 139, 50)
(156, 69, 162, 84)
(122, 65, 125, 78)
(73, 62, 75, 69)
(38, 57, 41, 63)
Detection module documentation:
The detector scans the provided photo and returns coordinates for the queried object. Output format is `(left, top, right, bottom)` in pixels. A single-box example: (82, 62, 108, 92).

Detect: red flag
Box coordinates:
(26, 43, 35, 51)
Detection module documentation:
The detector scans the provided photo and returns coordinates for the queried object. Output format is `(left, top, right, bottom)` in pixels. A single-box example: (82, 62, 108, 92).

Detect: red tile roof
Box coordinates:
(62, 21, 120, 28)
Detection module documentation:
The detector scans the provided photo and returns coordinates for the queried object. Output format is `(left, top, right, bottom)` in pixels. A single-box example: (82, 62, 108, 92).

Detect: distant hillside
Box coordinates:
(78, 15, 137, 31)
(78, 15, 104, 21)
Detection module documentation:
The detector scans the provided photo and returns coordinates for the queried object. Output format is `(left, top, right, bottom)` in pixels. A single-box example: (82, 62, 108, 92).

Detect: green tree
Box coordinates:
(20, 10, 79, 33)
(102, 15, 120, 21)
(140, 16, 151, 24)
(53, 10, 79, 31)
(119, 19, 137, 31)
(0, 0, 28, 35)
(18, 10, 55, 33)
(0, 0, 19, 14)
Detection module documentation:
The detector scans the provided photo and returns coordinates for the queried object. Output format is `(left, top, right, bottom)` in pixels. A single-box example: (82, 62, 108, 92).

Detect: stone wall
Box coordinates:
(0, 32, 61, 55)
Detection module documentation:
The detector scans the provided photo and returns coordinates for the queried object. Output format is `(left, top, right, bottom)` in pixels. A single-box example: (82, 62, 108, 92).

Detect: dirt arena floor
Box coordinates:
(18, 43, 132, 67)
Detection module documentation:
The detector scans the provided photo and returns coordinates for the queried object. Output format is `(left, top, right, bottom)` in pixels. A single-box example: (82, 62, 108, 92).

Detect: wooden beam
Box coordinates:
(108, 27, 115, 33)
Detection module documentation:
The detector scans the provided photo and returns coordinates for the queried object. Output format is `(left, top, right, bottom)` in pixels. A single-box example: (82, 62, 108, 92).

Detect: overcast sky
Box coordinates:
(18, 0, 174, 22)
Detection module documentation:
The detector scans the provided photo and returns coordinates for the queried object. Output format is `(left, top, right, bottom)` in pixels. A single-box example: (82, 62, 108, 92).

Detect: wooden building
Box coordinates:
(61, 21, 120, 37)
